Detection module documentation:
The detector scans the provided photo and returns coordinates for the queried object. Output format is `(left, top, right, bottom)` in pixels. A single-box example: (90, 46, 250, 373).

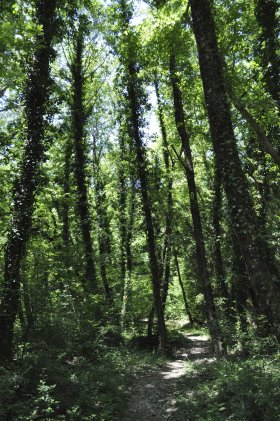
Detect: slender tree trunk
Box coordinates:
(91, 137, 113, 303)
(231, 243, 248, 336)
(95, 177, 113, 303)
(0, 0, 57, 361)
(22, 273, 33, 328)
(128, 67, 167, 350)
(154, 78, 174, 308)
(71, 26, 97, 292)
(147, 305, 156, 340)
(62, 135, 71, 247)
(190, 0, 280, 341)
(18, 298, 25, 329)
(244, 138, 280, 282)
(201, 148, 231, 313)
(170, 52, 223, 355)
(255, 0, 280, 109)
(121, 183, 135, 328)
(212, 165, 231, 313)
(118, 132, 127, 295)
(174, 252, 193, 326)
(119, 0, 167, 350)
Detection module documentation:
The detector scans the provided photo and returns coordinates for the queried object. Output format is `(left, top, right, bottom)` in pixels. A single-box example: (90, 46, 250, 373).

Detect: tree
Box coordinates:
(70, 19, 97, 293)
(255, 0, 280, 109)
(154, 77, 174, 309)
(115, 0, 167, 350)
(189, 0, 280, 341)
(92, 133, 113, 302)
(170, 51, 223, 354)
(0, 0, 58, 361)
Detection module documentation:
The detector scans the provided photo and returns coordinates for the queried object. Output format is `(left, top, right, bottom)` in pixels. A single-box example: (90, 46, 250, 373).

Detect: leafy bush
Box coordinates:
(176, 354, 280, 421)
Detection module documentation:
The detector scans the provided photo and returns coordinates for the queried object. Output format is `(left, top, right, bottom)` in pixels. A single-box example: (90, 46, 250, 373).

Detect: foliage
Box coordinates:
(176, 349, 280, 421)
(0, 318, 168, 420)
(0, 0, 279, 418)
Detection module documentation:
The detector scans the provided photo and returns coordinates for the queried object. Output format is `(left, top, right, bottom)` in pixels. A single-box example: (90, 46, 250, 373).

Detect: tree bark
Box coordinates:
(231, 243, 248, 336)
(119, 0, 167, 350)
(62, 134, 71, 247)
(154, 78, 173, 308)
(121, 184, 135, 328)
(127, 62, 167, 350)
(0, 0, 57, 361)
(170, 52, 223, 355)
(190, 0, 280, 341)
(92, 141, 113, 303)
(118, 131, 127, 294)
(212, 165, 231, 314)
(22, 272, 33, 328)
(71, 25, 97, 293)
(255, 0, 280, 109)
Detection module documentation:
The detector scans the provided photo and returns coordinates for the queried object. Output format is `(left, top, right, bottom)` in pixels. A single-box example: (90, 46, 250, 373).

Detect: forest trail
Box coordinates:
(122, 334, 213, 420)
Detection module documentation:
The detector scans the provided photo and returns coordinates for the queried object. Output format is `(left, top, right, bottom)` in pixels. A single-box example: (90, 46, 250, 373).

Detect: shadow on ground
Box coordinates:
(122, 333, 215, 421)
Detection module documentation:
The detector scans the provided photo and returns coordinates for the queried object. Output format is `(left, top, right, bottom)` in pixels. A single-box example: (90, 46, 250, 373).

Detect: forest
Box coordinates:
(0, 0, 279, 419)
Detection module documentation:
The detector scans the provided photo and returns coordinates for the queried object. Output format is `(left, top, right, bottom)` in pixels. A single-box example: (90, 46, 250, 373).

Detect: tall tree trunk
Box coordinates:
(93, 169, 113, 303)
(58, 131, 72, 291)
(21, 272, 33, 329)
(127, 62, 167, 350)
(212, 165, 231, 313)
(92, 135, 113, 303)
(231, 243, 248, 336)
(71, 26, 97, 293)
(190, 0, 280, 341)
(121, 184, 135, 328)
(119, 0, 167, 350)
(201, 148, 231, 310)
(255, 0, 280, 109)
(174, 252, 193, 326)
(118, 132, 127, 295)
(0, 0, 57, 361)
(154, 78, 173, 308)
(170, 52, 223, 355)
(62, 134, 71, 247)
(147, 305, 156, 340)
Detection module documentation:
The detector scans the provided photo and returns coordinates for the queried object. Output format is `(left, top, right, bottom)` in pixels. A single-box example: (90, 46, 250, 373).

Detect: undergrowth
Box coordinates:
(175, 352, 280, 420)
(1, 321, 280, 421)
(0, 320, 166, 421)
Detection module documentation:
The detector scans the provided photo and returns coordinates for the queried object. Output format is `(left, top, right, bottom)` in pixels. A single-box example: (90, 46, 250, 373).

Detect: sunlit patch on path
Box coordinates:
(122, 333, 212, 420)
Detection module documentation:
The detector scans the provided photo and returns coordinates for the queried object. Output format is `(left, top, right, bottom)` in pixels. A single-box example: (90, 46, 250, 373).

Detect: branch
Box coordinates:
(171, 144, 193, 172)
(229, 90, 280, 168)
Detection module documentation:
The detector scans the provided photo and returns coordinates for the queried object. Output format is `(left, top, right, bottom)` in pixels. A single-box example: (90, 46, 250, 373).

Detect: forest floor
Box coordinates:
(122, 333, 214, 420)
(2, 323, 279, 420)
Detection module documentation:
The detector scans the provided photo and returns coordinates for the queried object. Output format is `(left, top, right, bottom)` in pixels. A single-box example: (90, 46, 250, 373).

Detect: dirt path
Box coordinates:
(122, 334, 213, 420)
